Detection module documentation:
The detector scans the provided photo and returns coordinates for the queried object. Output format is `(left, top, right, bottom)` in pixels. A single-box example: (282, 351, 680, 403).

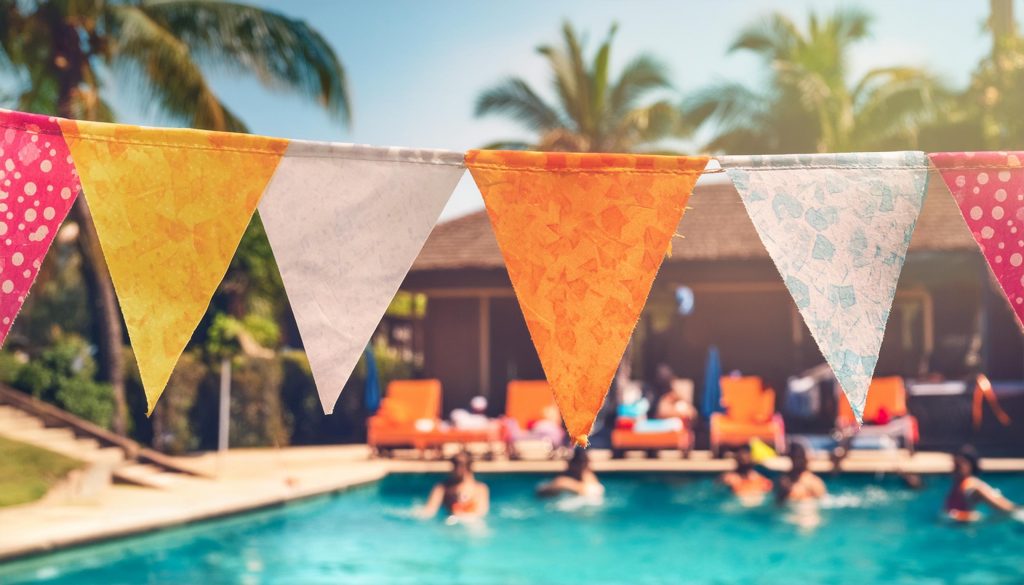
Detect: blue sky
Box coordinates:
(113, 0, 1018, 219)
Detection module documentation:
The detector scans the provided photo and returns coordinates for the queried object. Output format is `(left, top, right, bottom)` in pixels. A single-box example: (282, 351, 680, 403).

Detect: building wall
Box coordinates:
(422, 297, 481, 415)
(406, 251, 1023, 419)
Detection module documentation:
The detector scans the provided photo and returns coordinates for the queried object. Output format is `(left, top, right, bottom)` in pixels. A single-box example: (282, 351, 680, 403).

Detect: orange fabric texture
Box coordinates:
(466, 150, 709, 445)
(505, 380, 557, 429)
(58, 119, 288, 413)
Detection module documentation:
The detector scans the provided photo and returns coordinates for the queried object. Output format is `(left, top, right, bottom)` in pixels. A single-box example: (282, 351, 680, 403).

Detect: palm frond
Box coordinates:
(589, 23, 616, 138)
(681, 80, 767, 134)
(137, 0, 350, 125)
(479, 140, 533, 151)
(852, 68, 952, 149)
(609, 54, 672, 117)
(729, 12, 802, 59)
(474, 77, 562, 131)
(613, 100, 678, 149)
(106, 5, 247, 132)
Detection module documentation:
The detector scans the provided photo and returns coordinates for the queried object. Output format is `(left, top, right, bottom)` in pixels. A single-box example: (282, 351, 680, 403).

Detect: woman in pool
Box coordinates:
(776, 443, 826, 529)
(775, 443, 826, 504)
(720, 445, 772, 504)
(945, 445, 1018, 523)
(537, 448, 605, 499)
(419, 452, 489, 520)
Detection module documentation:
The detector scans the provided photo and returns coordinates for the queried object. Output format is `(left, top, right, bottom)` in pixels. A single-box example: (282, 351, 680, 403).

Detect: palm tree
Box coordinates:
(684, 7, 949, 154)
(0, 1, 349, 435)
(476, 22, 679, 152)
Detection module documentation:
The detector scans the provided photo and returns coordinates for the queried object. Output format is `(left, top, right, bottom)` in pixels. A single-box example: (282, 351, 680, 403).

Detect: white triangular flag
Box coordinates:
(721, 152, 929, 422)
(259, 141, 464, 413)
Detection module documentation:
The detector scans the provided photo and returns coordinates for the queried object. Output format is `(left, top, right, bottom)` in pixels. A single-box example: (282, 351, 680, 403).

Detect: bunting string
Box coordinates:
(1, 107, 1021, 435)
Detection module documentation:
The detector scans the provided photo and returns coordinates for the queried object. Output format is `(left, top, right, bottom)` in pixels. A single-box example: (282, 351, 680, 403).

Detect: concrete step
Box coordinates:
(7, 426, 77, 444)
(0, 415, 45, 433)
(92, 446, 127, 465)
(0, 411, 44, 430)
(0, 405, 26, 418)
(113, 464, 178, 489)
(21, 438, 95, 461)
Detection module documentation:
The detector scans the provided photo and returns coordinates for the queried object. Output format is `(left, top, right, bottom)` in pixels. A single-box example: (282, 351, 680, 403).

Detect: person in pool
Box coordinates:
(945, 445, 1018, 523)
(420, 452, 489, 519)
(720, 445, 772, 503)
(537, 448, 605, 499)
(775, 442, 826, 504)
(653, 364, 697, 423)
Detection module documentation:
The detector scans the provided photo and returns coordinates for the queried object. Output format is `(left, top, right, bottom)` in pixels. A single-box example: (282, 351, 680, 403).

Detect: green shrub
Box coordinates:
(0, 352, 25, 384)
(151, 351, 210, 454)
(205, 313, 245, 359)
(55, 377, 113, 428)
(9, 334, 114, 428)
(242, 314, 281, 348)
(280, 350, 322, 445)
(227, 356, 289, 448)
(15, 361, 54, 400)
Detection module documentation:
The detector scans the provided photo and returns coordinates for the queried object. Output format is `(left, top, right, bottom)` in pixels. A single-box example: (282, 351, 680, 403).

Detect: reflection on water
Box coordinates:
(1, 473, 1023, 585)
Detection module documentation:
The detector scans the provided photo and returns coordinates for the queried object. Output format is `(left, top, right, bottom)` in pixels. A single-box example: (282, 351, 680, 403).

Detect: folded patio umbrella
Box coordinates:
(701, 346, 723, 419)
(363, 345, 381, 415)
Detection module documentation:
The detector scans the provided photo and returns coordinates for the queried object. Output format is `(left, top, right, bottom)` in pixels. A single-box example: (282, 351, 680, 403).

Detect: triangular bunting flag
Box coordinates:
(0, 110, 81, 345)
(930, 152, 1024, 328)
(58, 119, 288, 413)
(467, 150, 709, 445)
(722, 153, 929, 422)
(258, 141, 464, 414)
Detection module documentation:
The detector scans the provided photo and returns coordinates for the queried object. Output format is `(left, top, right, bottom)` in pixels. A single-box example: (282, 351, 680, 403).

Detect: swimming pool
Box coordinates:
(1, 472, 1022, 584)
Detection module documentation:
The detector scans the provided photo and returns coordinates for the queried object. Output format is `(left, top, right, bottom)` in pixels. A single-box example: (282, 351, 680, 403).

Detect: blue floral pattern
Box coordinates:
(721, 153, 930, 421)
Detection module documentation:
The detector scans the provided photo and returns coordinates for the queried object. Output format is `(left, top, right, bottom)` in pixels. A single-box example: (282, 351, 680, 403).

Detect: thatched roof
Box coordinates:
(412, 172, 976, 271)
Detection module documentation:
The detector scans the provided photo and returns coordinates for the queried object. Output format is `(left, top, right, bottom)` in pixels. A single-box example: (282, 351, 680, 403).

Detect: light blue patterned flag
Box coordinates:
(721, 153, 930, 423)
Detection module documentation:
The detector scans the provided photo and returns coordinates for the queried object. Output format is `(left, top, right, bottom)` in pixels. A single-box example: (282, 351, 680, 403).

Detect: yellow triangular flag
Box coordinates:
(59, 120, 287, 413)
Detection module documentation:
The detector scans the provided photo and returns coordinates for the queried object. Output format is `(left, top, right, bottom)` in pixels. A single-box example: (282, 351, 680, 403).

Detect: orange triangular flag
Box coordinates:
(466, 150, 708, 445)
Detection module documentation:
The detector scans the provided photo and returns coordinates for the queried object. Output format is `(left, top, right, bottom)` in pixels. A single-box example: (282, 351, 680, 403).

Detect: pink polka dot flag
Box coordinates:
(930, 152, 1024, 328)
(0, 110, 81, 345)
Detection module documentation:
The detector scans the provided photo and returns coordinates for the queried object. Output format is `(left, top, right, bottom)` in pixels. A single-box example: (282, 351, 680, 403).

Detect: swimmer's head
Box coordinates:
(567, 447, 590, 480)
(953, 445, 980, 478)
(449, 451, 473, 482)
(733, 445, 753, 473)
(788, 442, 809, 474)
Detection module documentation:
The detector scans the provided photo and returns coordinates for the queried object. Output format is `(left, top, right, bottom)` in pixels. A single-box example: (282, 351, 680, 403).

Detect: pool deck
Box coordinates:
(1, 446, 1022, 563)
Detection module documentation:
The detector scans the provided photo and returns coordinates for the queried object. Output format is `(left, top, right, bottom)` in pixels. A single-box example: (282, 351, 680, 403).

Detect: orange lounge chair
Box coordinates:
(611, 421, 693, 459)
(368, 379, 442, 456)
(709, 376, 785, 456)
(502, 380, 565, 459)
(368, 379, 501, 457)
(836, 376, 918, 451)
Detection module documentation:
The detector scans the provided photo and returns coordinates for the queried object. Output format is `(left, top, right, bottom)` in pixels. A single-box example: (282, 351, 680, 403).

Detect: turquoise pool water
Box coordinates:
(1, 472, 1023, 584)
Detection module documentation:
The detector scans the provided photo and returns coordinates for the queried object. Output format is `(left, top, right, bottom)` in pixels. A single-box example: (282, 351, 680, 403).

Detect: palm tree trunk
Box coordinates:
(68, 199, 128, 436)
(51, 13, 129, 436)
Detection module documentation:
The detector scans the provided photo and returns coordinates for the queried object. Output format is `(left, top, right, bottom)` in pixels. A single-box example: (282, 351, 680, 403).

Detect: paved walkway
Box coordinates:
(1, 445, 1022, 562)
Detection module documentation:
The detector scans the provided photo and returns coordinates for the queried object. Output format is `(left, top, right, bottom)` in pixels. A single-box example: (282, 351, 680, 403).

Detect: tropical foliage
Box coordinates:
(0, 0, 349, 434)
(683, 7, 949, 153)
(476, 23, 680, 152)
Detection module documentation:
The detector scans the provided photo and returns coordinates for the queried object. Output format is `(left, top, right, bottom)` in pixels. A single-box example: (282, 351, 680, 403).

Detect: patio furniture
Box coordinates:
(502, 380, 565, 459)
(612, 380, 694, 458)
(836, 376, 918, 452)
(368, 379, 442, 457)
(709, 376, 785, 457)
(368, 379, 501, 458)
(611, 418, 693, 459)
